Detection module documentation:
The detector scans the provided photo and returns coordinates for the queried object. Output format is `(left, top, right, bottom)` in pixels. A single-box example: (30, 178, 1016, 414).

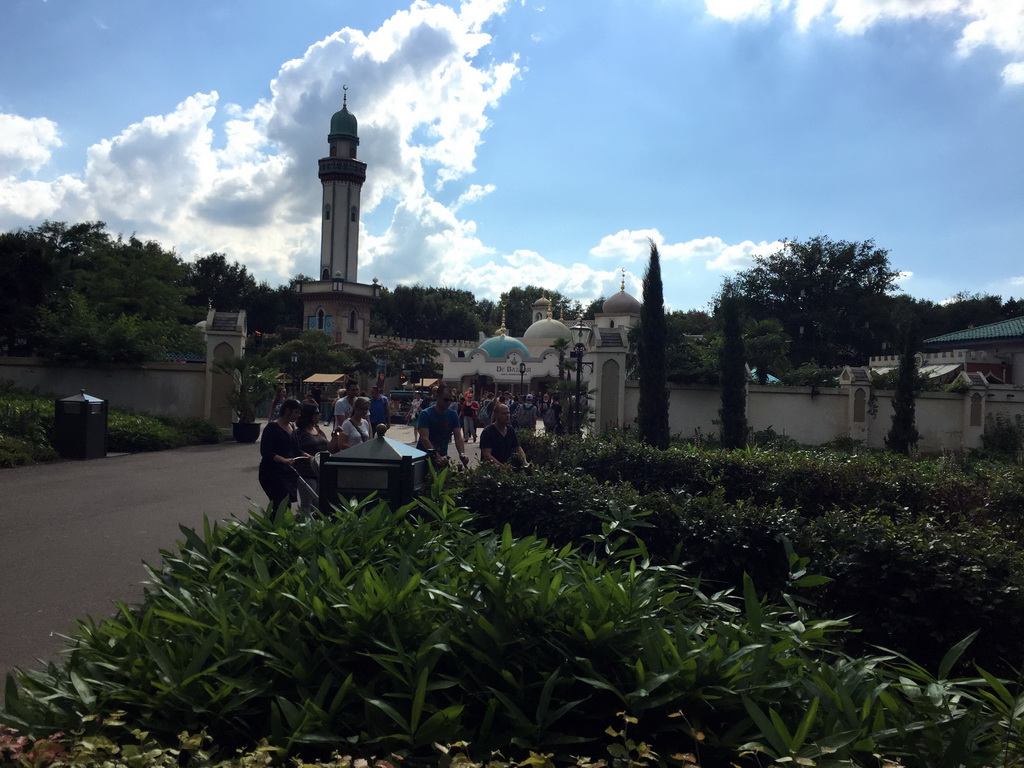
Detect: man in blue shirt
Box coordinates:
(416, 384, 469, 468)
(368, 385, 391, 433)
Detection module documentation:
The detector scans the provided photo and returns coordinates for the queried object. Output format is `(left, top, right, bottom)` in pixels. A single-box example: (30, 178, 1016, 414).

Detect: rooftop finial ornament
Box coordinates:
(620, 267, 626, 292)
(342, 84, 348, 108)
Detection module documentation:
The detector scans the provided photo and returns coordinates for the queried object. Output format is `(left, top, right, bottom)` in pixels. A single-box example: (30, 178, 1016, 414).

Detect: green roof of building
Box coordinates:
(924, 316, 1024, 345)
(479, 334, 529, 358)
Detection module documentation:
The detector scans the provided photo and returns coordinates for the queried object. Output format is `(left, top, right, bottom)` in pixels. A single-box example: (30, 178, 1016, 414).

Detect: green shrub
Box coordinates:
(156, 415, 222, 445)
(455, 452, 1024, 676)
(520, 431, 1024, 531)
(0, 433, 57, 467)
(0, 382, 220, 461)
(6, 488, 1022, 766)
(106, 411, 183, 452)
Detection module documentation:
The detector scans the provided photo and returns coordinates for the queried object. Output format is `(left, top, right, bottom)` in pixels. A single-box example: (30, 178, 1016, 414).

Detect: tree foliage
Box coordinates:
(637, 242, 669, 448)
(181, 252, 259, 318)
(743, 318, 791, 385)
(733, 236, 900, 367)
(371, 285, 483, 340)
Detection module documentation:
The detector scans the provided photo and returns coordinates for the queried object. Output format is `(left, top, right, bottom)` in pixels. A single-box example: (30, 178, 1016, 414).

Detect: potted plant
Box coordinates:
(214, 355, 277, 443)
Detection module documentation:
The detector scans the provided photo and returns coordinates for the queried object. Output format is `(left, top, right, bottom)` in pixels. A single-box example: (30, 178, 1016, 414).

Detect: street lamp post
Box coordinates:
(569, 315, 594, 436)
(519, 361, 527, 397)
(290, 352, 299, 397)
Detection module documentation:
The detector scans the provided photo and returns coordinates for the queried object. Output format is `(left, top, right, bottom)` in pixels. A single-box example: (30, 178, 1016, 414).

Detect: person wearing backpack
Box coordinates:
(515, 393, 538, 431)
(541, 393, 558, 433)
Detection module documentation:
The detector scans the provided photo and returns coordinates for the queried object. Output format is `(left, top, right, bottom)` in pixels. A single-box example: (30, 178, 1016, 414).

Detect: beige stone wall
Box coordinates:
(0, 357, 206, 419)
(619, 379, 1024, 452)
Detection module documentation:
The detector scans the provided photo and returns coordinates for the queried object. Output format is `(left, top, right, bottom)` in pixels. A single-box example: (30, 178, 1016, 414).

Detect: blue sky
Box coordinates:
(1, 0, 1022, 313)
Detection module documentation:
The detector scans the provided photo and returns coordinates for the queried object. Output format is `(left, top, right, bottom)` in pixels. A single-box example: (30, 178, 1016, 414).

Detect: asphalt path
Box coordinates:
(0, 423, 472, 684)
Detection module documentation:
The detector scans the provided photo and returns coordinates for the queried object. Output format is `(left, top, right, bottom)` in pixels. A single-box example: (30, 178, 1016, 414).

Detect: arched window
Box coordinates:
(348, 310, 358, 332)
(321, 268, 330, 281)
(610, 320, 616, 328)
(317, 309, 326, 330)
(853, 389, 867, 423)
(350, 206, 358, 223)
(324, 204, 331, 220)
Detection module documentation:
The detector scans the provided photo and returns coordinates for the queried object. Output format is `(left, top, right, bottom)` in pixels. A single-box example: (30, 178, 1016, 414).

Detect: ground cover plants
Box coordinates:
(0, 381, 220, 466)
(4, 478, 1024, 767)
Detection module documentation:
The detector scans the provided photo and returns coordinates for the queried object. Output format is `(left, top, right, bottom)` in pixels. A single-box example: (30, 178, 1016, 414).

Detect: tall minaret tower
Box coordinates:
(297, 88, 380, 350)
(318, 87, 366, 283)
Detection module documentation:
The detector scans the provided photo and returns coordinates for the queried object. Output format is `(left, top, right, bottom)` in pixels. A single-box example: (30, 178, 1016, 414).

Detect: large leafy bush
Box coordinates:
(461, 434, 1024, 675)
(6, 487, 1023, 766)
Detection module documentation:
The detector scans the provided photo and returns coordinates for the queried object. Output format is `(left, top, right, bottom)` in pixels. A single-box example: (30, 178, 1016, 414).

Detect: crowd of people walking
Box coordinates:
(258, 378, 565, 514)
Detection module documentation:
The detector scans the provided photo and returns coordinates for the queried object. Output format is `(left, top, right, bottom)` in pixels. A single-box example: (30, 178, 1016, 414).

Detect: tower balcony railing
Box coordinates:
(293, 277, 381, 298)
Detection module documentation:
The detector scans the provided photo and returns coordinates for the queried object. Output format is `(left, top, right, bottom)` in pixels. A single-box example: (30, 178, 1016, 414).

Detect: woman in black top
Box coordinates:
(258, 398, 307, 512)
(294, 401, 346, 515)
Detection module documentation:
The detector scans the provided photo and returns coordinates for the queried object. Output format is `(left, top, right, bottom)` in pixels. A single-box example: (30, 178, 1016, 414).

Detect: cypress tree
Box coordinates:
(885, 324, 921, 455)
(637, 241, 670, 449)
(718, 284, 748, 449)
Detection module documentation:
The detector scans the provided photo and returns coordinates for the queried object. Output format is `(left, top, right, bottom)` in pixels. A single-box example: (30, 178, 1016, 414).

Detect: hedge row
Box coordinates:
(518, 430, 1024, 532)
(453, 445, 1024, 675)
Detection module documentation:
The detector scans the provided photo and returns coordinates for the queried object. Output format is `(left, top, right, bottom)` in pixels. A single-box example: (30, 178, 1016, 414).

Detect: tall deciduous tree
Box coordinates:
(733, 235, 899, 366)
(637, 241, 669, 449)
(718, 283, 748, 449)
(182, 252, 259, 319)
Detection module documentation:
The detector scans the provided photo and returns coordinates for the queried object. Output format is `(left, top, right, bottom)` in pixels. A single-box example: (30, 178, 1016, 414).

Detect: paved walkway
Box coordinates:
(0, 423, 478, 683)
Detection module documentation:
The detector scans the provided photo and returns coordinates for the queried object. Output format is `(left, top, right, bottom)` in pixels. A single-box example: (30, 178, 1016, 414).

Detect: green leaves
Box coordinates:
(4, 483, 1024, 766)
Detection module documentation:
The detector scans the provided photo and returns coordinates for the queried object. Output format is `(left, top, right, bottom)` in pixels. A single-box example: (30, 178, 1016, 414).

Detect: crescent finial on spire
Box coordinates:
(620, 267, 626, 292)
(343, 84, 348, 108)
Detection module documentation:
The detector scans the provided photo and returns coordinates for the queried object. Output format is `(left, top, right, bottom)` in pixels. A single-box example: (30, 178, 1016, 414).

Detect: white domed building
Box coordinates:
(442, 298, 574, 395)
(441, 286, 642, 423)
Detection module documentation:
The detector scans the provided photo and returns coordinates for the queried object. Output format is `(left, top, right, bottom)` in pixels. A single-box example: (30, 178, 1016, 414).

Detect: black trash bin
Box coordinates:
(53, 391, 108, 459)
(317, 434, 428, 510)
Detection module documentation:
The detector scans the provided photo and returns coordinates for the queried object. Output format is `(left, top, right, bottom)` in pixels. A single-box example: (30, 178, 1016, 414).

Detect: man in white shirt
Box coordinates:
(333, 379, 359, 426)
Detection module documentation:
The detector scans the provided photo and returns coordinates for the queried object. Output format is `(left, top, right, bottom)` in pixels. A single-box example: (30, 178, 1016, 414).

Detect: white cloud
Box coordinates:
(456, 249, 625, 304)
(1004, 61, 1024, 84)
(703, 238, 782, 271)
(0, 114, 62, 175)
(0, 1, 520, 285)
(589, 229, 781, 272)
(703, 0, 1024, 85)
(453, 183, 496, 210)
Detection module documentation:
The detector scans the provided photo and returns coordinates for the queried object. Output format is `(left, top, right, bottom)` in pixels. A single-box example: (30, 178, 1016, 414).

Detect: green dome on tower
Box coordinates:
(330, 98, 358, 140)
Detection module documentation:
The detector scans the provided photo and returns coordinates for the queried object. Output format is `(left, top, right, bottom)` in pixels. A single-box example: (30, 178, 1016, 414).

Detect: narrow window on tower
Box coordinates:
(317, 309, 326, 331)
(348, 310, 357, 332)
(350, 206, 358, 223)
(324, 205, 331, 220)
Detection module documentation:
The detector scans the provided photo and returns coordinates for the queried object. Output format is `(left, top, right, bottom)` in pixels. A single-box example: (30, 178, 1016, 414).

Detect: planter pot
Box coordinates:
(232, 421, 261, 443)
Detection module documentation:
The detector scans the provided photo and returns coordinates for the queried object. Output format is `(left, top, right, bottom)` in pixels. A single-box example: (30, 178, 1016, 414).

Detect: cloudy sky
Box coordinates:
(1, 0, 1022, 312)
